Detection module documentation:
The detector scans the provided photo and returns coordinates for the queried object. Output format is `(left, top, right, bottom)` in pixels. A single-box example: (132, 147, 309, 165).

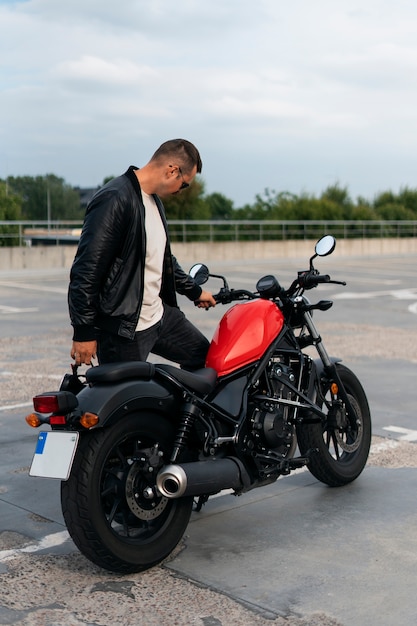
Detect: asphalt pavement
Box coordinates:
(0, 252, 416, 625)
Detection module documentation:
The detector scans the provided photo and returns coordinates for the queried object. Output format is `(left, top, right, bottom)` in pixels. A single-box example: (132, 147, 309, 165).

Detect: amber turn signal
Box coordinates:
(25, 413, 42, 428)
(330, 382, 339, 395)
(80, 412, 99, 429)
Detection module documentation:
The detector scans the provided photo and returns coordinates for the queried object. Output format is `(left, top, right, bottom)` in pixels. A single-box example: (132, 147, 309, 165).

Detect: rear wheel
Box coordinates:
(297, 363, 371, 486)
(61, 413, 193, 573)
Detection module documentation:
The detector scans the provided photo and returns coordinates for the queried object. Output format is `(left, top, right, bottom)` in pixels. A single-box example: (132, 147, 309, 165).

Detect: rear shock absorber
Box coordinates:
(170, 399, 201, 463)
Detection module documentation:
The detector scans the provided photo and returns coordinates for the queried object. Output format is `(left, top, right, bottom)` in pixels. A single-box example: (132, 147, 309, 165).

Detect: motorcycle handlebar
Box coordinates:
(294, 272, 331, 290)
(303, 274, 348, 288)
(313, 274, 331, 284)
(213, 288, 257, 304)
(212, 275, 345, 304)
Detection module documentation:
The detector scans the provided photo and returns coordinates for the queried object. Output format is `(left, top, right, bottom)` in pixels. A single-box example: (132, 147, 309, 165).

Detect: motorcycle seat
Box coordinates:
(156, 364, 218, 395)
(84, 362, 217, 396)
(85, 361, 155, 384)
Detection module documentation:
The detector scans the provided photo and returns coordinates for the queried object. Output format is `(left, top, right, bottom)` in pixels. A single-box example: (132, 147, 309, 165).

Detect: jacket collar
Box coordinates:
(125, 165, 141, 197)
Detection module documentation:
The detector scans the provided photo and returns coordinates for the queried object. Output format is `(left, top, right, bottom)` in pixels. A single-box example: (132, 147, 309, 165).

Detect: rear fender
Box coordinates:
(76, 379, 178, 427)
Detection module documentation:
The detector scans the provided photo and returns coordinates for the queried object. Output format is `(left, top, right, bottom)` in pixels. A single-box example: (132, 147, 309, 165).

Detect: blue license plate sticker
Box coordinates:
(35, 431, 48, 455)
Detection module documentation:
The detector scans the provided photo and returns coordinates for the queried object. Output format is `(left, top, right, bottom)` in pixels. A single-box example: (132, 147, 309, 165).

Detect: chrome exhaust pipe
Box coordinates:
(156, 458, 248, 498)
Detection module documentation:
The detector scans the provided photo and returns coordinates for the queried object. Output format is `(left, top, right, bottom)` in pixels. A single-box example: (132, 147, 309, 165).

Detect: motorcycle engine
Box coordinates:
(249, 359, 297, 458)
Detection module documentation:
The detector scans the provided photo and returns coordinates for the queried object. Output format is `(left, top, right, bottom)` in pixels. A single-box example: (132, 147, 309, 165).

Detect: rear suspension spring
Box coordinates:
(171, 400, 201, 463)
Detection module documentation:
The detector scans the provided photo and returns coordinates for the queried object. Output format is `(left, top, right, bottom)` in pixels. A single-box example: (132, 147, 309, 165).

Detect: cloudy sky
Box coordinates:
(1, 0, 417, 207)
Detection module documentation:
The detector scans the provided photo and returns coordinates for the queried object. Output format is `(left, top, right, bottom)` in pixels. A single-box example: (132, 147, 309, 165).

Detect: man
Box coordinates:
(68, 139, 216, 370)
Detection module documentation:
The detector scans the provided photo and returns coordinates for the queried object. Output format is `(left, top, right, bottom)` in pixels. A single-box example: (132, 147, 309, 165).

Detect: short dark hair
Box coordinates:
(150, 139, 202, 174)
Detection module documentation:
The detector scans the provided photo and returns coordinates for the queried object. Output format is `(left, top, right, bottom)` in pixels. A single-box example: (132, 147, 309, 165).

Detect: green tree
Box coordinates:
(394, 187, 417, 216)
(204, 192, 234, 219)
(372, 190, 416, 220)
(272, 192, 302, 220)
(374, 202, 415, 220)
(0, 181, 22, 245)
(235, 188, 279, 219)
(321, 184, 353, 218)
(0, 180, 22, 219)
(162, 178, 210, 220)
(350, 203, 377, 220)
(7, 174, 83, 220)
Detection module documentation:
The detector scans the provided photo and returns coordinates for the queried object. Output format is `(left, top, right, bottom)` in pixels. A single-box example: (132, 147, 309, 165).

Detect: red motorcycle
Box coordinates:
(26, 235, 371, 573)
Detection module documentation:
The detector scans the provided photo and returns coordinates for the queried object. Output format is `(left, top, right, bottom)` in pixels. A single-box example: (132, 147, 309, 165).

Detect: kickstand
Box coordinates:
(194, 494, 210, 512)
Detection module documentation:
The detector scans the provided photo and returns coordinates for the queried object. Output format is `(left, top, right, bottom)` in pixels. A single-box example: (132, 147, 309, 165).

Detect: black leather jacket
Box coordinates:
(68, 166, 202, 342)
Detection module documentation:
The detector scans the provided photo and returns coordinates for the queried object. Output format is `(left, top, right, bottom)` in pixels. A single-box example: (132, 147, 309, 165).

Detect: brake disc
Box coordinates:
(125, 464, 168, 521)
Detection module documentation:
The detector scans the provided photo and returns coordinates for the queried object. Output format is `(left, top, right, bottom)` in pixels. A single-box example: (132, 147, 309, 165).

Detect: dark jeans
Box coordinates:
(97, 304, 210, 371)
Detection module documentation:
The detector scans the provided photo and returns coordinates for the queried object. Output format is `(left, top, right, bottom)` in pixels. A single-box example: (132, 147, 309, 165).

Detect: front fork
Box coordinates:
(301, 307, 359, 431)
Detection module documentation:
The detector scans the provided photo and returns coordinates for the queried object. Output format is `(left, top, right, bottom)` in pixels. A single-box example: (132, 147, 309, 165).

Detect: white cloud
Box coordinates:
(1, 0, 417, 205)
(54, 56, 159, 86)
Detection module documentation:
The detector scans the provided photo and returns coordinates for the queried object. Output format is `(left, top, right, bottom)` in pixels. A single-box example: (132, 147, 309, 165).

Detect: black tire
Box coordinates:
(61, 413, 193, 573)
(296, 363, 371, 487)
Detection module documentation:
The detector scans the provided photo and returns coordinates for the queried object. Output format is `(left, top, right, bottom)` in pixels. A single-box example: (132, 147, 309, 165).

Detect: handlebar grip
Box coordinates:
(213, 291, 231, 305)
(302, 273, 331, 288)
(213, 289, 256, 304)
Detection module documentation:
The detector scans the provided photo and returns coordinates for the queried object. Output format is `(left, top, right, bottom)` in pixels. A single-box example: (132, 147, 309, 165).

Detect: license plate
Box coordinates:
(29, 431, 79, 480)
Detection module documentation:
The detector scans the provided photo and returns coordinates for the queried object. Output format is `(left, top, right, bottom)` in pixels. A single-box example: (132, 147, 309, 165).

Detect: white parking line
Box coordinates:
(0, 372, 62, 379)
(333, 288, 417, 300)
(0, 401, 32, 411)
(383, 425, 417, 441)
(0, 373, 62, 412)
(0, 281, 67, 294)
(0, 305, 38, 314)
(0, 530, 70, 563)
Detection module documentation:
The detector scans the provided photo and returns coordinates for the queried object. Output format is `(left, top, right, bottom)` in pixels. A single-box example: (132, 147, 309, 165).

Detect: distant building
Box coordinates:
(74, 187, 99, 209)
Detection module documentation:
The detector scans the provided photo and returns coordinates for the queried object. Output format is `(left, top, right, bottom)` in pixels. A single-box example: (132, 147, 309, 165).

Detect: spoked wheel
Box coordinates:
(61, 414, 193, 573)
(297, 363, 371, 486)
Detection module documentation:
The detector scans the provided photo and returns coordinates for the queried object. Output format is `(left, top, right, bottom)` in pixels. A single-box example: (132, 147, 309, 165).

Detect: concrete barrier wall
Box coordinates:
(0, 238, 416, 272)
(0, 245, 77, 272)
(173, 237, 417, 263)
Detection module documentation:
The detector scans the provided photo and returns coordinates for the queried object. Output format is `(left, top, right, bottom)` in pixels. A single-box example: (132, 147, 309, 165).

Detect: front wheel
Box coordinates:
(61, 413, 193, 573)
(296, 363, 371, 486)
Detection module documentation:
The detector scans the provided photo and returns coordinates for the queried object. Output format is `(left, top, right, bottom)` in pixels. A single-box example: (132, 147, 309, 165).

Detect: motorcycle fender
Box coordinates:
(307, 357, 342, 400)
(76, 379, 177, 427)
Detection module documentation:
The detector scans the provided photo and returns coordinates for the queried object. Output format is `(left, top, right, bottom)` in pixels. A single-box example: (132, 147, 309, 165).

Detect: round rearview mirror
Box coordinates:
(189, 263, 210, 285)
(315, 235, 336, 257)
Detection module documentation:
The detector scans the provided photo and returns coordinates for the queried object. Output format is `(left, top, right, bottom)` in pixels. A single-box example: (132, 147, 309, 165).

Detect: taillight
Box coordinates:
(49, 415, 67, 425)
(33, 391, 78, 414)
(33, 395, 60, 413)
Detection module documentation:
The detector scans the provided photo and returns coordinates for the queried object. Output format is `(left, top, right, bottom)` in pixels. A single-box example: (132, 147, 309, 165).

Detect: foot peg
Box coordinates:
(280, 453, 313, 475)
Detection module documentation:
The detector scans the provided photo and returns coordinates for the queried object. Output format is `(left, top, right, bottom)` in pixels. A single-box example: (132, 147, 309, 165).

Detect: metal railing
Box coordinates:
(1, 220, 417, 246)
(166, 220, 417, 242)
(0, 221, 83, 246)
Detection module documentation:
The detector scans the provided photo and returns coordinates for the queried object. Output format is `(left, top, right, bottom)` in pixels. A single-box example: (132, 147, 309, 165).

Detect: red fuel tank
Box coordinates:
(206, 299, 284, 377)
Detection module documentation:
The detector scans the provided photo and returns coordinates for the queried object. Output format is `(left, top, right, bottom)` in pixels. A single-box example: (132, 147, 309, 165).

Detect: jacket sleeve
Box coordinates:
(68, 187, 131, 341)
(172, 255, 202, 301)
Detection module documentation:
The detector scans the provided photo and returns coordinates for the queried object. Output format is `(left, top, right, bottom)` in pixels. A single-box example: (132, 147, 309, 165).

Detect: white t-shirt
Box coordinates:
(136, 191, 167, 331)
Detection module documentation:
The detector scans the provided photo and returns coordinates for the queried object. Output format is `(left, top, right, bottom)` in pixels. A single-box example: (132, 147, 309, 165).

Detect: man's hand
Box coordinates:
(71, 340, 97, 365)
(195, 290, 216, 309)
